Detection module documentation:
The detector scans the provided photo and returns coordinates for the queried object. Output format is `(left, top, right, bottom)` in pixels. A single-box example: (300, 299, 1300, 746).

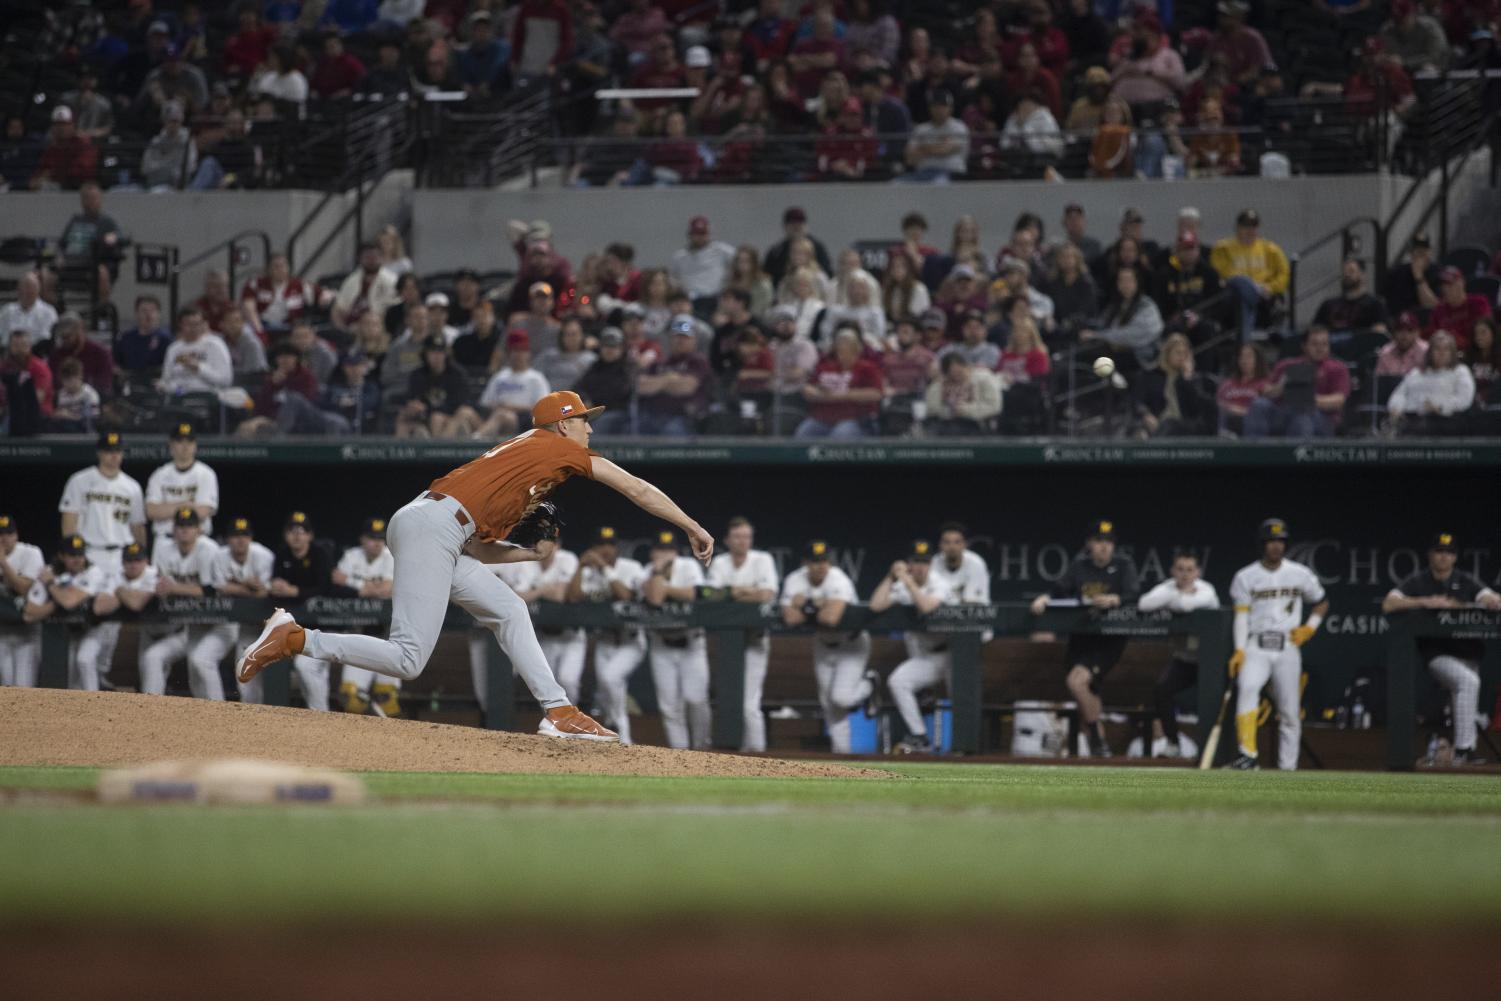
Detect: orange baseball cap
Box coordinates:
(532, 390, 604, 426)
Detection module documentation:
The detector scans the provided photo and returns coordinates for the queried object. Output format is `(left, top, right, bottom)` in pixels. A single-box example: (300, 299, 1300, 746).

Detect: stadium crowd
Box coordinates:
(3, 454, 1498, 767)
(3, 0, 1499, 193)
(4, 182, 1501, 440)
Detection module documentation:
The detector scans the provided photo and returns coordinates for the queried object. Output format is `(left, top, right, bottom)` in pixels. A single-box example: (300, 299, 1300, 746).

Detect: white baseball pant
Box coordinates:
(83, 541, 124, 684)
(1428, 655, 1481, 752)
(85, 546, 123, 575)
(815, 635, 873, 754)
(71, 623, 122, 690)
(1236, 641, 1303, 770)
(594, 632, 647, 744)
(649, 633, 711, 750)
(888, 650, 952, 739)
(0, 626, 41, 687)
(542, 630, 589, 705)
(469, 627, 587, 708)
(139, 625, 233, 700)
(299, 493, 570, 710)
(742, 634, 770, 752)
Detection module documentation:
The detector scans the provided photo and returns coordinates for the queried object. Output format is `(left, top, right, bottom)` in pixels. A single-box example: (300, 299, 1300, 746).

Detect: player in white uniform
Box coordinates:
(79, 542, 158, 690)
(139, 508, 225, 698)
(58, 431, 146, 688)
(707, 517, 780, 752)
(0, 515, 46, 688)
(332, 518, 399, 715)
(214, 518, 278, 705)
(144, 423, 219, 551)
(480, 541, 585, 705)
(21, 536, 114, 688)
(58, 431, 146, 573)
(870, 541, 955, 753)
(782, 540, 872, 755)
(567, 526, 647, 743)
(641, 530, 710, 750)
(1226, 518, 1329, 770)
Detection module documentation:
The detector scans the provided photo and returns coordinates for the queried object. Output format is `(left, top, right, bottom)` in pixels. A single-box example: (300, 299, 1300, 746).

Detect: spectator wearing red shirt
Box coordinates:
(815, 98, 878, 179)
(795, 329, 884, 438)
(1427, 267, 1493, 351)
(1216, 342, 1272, 435)
(645, 109, 702, 182)
(998, 317, 1051, 387)
(1344, 39, 1415, 118)
(45, 313, 113, 400)
(2, 328, 54, 420)
(609, 0, 670, 57)
(223, 9, 277, 79)
(1007, 43, 1063, 118)
(194, 270, 236, 335)
(1001, 2, 1071, 78)
(732, 327, 776, 398)
(30, 106, 96, 191)
(240, 253, 316, 341)
(240, 341, 320, 436)
(629, 34, 686, 110)
(788, 9, 845, 97)
(1206, 1, 1275, 86)
(505, 236, 575, 317)
(311, 33, 367, 98)
(598, 243, 642, 306)
(745, 0, 795, 70)
(1242, 325, 1351, 438)
(882, 317, 937, 397)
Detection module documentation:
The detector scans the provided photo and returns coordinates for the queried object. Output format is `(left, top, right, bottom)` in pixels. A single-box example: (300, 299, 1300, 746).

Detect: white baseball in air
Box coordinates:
(1092, 356, 1116, 378)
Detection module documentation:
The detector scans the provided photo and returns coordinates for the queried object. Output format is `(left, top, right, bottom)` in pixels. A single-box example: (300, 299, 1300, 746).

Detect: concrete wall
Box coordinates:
(0, 188, 363, 314)
(0, 173, 1425, 321)
(410, 174, 1401, 317)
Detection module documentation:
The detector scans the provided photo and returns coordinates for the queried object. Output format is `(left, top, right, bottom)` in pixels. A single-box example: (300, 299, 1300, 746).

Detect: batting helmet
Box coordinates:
(1258, 518, 1290, 543)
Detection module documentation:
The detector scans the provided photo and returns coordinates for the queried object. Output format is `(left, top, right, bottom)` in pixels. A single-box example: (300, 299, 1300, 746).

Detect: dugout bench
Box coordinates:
(9, 598, 1231, 756)
(1385, 610, 1501, 770)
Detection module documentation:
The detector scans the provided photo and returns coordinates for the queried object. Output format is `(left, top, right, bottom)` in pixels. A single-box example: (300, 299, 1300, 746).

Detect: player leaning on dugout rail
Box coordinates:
(236, 390, 714, 743)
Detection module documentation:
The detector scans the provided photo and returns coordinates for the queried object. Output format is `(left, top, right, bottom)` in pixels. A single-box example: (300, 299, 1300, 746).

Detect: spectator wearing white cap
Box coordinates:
(30, 106, 98, 191)
(423, 291, 461, 345)
(670, 215, 737, 314)
(139, 100, 196, 190)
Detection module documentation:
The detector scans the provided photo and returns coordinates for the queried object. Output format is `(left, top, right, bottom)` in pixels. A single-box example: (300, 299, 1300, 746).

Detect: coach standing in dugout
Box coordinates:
(1138, 550, 1220, 758)
(1030, 520, 1140, 757)
(1383, 532, 1501, 767)
(707, 517, 781, 753)
(144, 423, 219, 552)
(267, 511, 333, 711)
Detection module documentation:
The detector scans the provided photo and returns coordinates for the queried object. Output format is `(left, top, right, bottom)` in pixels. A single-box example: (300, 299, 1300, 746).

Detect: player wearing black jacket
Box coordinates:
(1030, 519, 1140, 756)
(1382, 532, 1501, 766)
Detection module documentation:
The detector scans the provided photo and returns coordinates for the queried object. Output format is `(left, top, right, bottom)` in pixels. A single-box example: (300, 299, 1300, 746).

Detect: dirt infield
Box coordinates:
(0, 689, 880, 779)
(6, 923, 1496, 1001)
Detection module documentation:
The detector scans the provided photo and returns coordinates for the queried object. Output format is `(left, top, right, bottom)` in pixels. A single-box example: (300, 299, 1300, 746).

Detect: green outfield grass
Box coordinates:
(3, 763, 1499, 926)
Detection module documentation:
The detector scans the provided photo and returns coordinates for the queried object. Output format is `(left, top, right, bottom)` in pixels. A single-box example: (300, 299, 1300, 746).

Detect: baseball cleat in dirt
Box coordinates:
(538, 706, 620, 742)
(1222, 753, 1259, 770)
(235, 608, 305, 684)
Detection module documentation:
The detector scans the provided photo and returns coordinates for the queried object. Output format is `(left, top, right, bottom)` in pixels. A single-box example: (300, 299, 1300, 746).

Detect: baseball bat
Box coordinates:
(1198, 685, 1235, 770)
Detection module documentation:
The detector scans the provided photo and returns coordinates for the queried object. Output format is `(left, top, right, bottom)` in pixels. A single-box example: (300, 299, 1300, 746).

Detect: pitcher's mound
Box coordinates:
(0, 689, 882, 780)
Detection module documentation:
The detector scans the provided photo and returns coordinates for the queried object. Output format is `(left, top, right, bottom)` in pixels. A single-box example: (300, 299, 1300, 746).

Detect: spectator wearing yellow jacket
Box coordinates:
(1211, 209, 1290, 342)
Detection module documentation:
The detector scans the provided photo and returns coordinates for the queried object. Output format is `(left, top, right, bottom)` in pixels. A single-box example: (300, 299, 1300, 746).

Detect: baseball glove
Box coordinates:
(507, 501, 563, 549)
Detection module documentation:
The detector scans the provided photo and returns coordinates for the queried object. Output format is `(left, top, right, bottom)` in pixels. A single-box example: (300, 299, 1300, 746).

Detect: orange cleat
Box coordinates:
(235, 608, 305, 684)
(538, 705, 620, 742)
